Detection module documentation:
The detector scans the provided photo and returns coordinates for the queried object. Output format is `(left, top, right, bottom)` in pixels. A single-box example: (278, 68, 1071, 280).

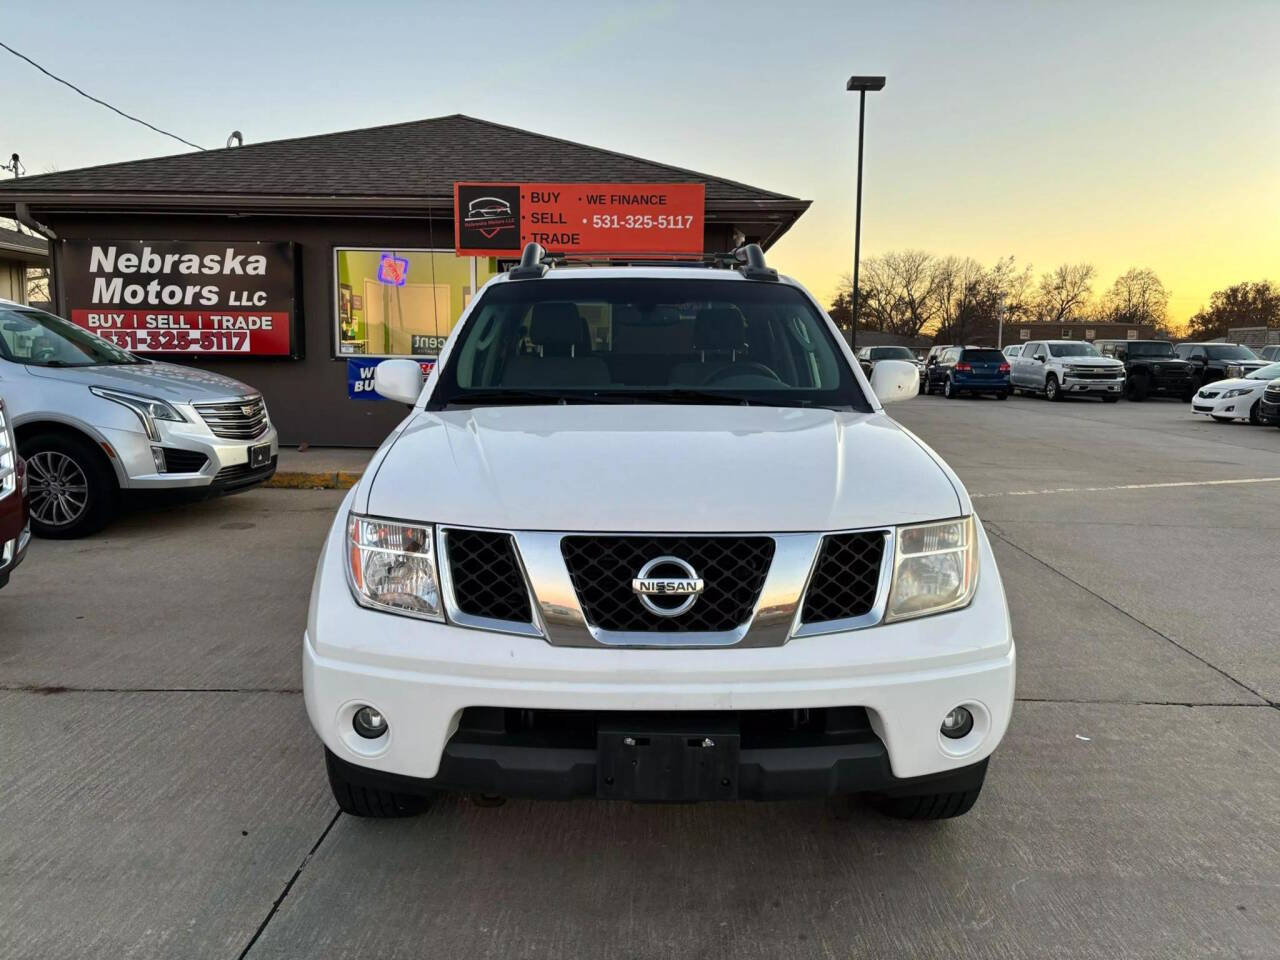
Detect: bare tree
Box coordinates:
(1103, 268, 1170, 334)
(1035, 263, 1096, 324)
(26, 266, 50, 306)
(933, 256, 985, 343)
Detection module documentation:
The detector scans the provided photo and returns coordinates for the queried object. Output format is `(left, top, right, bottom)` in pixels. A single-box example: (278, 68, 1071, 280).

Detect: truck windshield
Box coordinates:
(1047, 343, 1100, 358)
(0, 305, 144, 368)
(430, 277, 870, 411)
(869, 346, 916, 361)
(1204, 344, 1258, 360)
(1124, 341, 1174, 357)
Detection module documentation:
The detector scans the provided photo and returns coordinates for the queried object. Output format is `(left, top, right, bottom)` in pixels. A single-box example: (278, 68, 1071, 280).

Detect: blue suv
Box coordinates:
(924, 346, 1011, 399)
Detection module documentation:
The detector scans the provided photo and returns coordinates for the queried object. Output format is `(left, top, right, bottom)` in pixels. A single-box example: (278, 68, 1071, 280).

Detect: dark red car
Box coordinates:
(0, 397, 30, 589)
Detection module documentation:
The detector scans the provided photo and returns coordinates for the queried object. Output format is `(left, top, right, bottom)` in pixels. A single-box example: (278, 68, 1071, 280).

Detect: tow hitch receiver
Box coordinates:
(597, 716, 740, 803)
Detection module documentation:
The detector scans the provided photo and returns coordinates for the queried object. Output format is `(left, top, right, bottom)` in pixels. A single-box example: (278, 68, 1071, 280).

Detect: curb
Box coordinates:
(265, 470, 363, 490)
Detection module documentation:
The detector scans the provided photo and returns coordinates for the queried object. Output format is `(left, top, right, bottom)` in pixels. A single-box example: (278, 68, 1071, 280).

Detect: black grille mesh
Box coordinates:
(446, 530, 532, 623)
(800, 531, 887, 624)
(161, 448, 208, 473)
(561, 536, 775, 632)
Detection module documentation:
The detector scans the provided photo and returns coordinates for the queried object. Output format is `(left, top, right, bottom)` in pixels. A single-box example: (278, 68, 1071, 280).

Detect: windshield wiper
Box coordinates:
(441, 390, 588, 408)
(579, 389, 834, 408)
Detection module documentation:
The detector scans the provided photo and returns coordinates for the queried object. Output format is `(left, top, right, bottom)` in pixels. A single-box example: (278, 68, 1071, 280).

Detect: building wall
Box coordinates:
(1011, 321, 1156, 343)
(0, 257, 26, 304)
(41, 212, 739, 446)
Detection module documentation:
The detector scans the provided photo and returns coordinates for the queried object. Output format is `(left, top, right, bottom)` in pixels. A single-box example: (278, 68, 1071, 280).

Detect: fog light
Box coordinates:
(150, 446, 167, 473)
(941, 706, 974, 739)
(352, 706, 388, 739)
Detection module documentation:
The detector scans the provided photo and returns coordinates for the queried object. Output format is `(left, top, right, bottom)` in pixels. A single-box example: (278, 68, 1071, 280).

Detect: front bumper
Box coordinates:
(1259, 396, 1280, 425)
(304, 494, 1016, 792)
(101, 417, 278, 491)
(1191, 391, 1257, 419)
(1061, 374, 1124, 394)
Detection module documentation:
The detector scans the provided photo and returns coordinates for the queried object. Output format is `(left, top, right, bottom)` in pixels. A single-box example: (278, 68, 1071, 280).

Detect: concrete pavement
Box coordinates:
(1, 393, 1277, 959)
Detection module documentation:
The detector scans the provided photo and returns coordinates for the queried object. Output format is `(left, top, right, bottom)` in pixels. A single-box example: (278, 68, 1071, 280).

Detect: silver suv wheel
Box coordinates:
(27, 451, 90, 528)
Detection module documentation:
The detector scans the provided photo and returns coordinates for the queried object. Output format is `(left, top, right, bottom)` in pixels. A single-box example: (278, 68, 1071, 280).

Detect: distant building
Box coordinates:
(847, 329, 933, 351)
(1008, 321, 1156, 344)
(0, 223, 48, 305)
(1227, 326, 1279, 349)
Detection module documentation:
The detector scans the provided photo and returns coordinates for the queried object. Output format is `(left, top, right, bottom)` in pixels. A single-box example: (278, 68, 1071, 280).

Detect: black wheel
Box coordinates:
(1249, 400, 1262, 425)
(868, 759, 988, 820)
(1045, 376, 1061, 401)
(1184, 375, 1202, 402)
(943, 377, 956, 399)
(996, 392, 1008, 400)
(1125, 372, 1149, 401)
(325, 748, 430, 818)
(20, 431, 118, 539)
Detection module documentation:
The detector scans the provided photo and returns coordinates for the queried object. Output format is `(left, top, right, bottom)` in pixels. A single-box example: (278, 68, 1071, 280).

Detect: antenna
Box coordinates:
(226, 131, 243, 148)
(2, 153, 23, 177)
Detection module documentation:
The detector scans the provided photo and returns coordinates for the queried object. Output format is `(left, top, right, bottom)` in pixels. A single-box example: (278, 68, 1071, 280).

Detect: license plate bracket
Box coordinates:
(597, 717, 739, 802)
(248, 443, 272, 469)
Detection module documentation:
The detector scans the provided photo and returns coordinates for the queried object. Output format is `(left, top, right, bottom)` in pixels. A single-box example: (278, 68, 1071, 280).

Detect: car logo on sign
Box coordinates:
(465, 196, 514, 238)
(631, 556, 704, 617)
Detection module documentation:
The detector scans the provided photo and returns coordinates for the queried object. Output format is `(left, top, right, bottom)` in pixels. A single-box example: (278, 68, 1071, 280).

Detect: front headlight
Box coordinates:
(89, 386, 186, 441)
(346, 513, 443, 621)
(884, 516, 979, 622)
(1221, 387, 1253, 398)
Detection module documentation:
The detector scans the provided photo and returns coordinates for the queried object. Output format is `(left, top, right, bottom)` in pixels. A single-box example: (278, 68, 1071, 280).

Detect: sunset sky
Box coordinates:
(4, 0, 1277, 327)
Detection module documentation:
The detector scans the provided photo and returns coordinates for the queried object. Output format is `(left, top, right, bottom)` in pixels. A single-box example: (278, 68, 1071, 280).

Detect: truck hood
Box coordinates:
(364, 405, 964, 533)
(1059, 357, 1123, 368)
(24, 360, 259, 403)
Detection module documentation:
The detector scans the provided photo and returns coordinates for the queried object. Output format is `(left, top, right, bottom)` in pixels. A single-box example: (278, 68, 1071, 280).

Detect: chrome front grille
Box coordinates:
(560, 535, 775, 633)
(429, 526, 901, 649)
(194, 396, 269, 440)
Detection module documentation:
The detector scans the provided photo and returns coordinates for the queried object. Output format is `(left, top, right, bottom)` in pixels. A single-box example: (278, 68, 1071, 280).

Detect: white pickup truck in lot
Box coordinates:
(305, 245, 1015, 820)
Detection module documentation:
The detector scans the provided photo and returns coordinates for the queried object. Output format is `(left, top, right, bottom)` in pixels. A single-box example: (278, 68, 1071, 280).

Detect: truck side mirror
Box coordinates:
(373, 359, 426, 405)
(870, 360, 920, 405)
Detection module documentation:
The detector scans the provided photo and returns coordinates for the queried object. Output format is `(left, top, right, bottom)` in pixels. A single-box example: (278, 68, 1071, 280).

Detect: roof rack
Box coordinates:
(504, 241, 779, 281)
(507, 242, 550, 279)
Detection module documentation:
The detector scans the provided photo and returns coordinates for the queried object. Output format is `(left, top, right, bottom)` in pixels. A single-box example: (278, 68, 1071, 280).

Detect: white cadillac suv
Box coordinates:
(0, 299, 278, 538)
(305, 245, 1015, 820)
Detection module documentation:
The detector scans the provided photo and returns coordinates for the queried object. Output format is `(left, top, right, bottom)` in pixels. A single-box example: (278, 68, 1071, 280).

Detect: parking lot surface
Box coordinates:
(3, 394, 1278, 959)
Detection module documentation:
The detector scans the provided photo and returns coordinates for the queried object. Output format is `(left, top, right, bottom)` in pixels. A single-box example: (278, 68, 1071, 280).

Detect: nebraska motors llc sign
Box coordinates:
(60, 239, 299, 356)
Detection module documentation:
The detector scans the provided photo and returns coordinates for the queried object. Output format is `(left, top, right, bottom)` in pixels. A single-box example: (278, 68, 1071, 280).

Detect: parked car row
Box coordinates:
(0, 298, 278, 548)
(906, 336, 1280, 428)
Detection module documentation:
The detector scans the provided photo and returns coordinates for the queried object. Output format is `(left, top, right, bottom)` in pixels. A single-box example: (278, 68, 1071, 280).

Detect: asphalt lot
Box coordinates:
(2, 394, 1278, 959)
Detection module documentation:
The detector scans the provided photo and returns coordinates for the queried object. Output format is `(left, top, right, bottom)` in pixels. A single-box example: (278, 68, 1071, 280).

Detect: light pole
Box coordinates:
(845, 75, 885, 350)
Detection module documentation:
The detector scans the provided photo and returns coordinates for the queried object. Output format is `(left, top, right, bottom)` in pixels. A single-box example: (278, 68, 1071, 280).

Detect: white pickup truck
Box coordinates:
(304, 245, 1015, 820)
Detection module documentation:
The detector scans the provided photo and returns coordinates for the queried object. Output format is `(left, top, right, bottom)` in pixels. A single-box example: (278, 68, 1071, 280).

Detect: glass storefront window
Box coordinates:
(333, 248, 498, 357)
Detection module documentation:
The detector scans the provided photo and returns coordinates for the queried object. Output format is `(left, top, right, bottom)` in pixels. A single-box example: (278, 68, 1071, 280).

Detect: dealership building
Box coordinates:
(0, 115, 809, 445)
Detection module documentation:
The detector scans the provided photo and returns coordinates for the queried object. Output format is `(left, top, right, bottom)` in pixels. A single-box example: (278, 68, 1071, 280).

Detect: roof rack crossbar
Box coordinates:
(504, 242, 778, 280)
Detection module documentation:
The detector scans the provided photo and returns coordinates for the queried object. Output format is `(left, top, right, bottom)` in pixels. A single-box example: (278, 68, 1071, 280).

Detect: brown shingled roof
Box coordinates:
(0, 114, 799, 205)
